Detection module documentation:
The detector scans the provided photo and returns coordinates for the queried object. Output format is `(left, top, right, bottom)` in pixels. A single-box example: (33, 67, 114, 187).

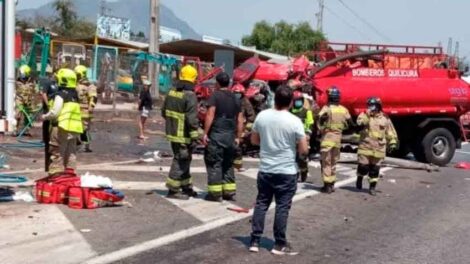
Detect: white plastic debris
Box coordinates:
(387, 179, 397, 184)
(139, 151, 161, 163)
(80, 172, 113, 188)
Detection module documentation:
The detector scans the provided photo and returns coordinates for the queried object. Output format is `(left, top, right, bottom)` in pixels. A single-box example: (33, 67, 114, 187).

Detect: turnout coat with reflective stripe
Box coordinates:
(318, 104, 351, 148)
(161, 88, 199, 144)
(357, 111, 398, 158)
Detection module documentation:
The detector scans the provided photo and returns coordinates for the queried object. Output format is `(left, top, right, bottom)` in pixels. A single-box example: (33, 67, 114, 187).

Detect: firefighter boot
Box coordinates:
(321, 183, 333, 194)
(182, 187, 198, 198)
(167, 190, 190, 200)
(205, 193, 223, 202)
(369, 182, 377, 196)
(300, 171, 308, 183)
(356, 176, 363, 190)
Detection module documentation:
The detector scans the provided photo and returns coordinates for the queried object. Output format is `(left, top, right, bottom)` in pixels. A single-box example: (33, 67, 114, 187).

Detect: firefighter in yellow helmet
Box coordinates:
(318, 86, 354, 193)
(75, 65, 97, 152)
(162, 64, 200, 200)
(15, 65, 36, 136)
(41, 68, 83, 176)
(356, 97, 398, 195)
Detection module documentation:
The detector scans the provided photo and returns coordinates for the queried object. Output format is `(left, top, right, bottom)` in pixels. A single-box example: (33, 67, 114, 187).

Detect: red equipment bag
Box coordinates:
(68, 187, 89, 209)
(86, 189, 124, 209)
(35, 173, 80, 204)
(36, 180, 56, 204)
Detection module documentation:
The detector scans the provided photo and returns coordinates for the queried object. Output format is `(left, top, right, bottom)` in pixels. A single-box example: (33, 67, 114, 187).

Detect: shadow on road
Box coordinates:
(232, 236, 275, 251)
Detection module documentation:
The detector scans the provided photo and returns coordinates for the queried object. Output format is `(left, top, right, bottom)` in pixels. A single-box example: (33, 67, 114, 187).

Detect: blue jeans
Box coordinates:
(251, 171, 297, 246)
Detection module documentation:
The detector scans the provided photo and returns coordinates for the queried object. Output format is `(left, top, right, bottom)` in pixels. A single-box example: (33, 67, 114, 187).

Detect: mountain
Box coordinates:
(17, 0, 200, 40)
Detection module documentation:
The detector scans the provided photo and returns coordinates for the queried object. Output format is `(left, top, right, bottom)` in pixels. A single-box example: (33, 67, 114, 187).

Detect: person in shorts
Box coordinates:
(138, 80, 153, 139)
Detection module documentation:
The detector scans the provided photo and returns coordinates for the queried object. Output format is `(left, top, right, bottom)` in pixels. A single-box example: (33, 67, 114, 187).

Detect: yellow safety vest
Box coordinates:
(58, 101, 83, 134)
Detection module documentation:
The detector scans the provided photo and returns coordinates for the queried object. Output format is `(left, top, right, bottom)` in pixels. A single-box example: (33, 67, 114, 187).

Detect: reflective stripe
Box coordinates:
(168, 90, 184, 99)
(166, 177, 192, 188)
(357, 148, 386, 159)
(369, 177, 379, 183)
(222, 183, 236, 192)
(323, 175, 336, 183)
(321, 140, 339, 148)
(166, 135, 191, 144)
(189, 130, 199, 139)
(369, 131, 385, 139)
(165, 109, 186, 140)
(208, 184, 223, 193)
(166, 177, 181, 188)
(331, 106, 347, 114)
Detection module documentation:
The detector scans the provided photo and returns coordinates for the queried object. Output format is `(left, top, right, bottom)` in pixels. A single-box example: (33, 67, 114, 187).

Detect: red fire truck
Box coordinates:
(233, 42, 470, 166)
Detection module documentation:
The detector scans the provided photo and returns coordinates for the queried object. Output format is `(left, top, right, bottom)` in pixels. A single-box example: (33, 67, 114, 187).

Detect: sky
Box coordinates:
(16, 0, 470, 57)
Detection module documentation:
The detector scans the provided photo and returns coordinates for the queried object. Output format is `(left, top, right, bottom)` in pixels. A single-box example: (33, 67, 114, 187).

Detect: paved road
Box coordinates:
(1, 120, 469, 264)
(117, 165, 470, 264)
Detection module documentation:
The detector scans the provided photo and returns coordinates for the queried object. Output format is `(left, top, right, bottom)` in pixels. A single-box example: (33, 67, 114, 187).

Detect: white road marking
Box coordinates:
(456, 150, 470, 155)
(82, 175, 362, 264)
(113, 181, 237, 223)
(80, 165, 205, 173)
(0, 204, 96, 264)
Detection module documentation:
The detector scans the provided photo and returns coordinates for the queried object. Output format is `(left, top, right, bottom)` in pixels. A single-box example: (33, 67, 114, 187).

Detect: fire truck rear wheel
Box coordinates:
(416, 128, 456, 166)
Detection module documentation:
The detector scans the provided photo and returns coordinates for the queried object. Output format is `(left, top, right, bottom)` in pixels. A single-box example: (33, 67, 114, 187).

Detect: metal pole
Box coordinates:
(5, 0, 16, 132)
(316, 0, 325, 33)
(149, 0, 160, 100)
(0, 0, 4, 116)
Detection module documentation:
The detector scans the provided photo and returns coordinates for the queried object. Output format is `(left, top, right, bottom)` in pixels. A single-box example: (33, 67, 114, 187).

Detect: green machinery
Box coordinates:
(24, 28, 51, 78)
(118, 51, 179, 96)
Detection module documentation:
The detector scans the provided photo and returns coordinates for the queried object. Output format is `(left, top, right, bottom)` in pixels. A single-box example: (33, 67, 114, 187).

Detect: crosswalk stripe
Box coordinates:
(113, 181, 237, 223)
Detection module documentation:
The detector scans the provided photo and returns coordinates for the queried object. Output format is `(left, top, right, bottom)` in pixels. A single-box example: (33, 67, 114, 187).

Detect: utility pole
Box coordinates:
(149, 0, 160, 99)
(316, 0, 325, 32)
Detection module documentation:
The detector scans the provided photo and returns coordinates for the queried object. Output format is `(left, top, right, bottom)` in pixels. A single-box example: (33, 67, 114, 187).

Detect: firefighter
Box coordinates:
(318, 86, 353, 193)
(162, 65, 200, 200)
(356, 97, 398, 195)
(75, 65, 97, 152)
(232, 83, 256, 172)
(203, 72, 244, 202)
(290, 90, 314, 182)
(15, 65, 35, 136)
(41, 68, 83, 176)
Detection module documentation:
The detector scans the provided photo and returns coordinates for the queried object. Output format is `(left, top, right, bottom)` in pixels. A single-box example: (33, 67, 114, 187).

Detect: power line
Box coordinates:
(324, 5, 372, 41)
(336, 0, 391, 42)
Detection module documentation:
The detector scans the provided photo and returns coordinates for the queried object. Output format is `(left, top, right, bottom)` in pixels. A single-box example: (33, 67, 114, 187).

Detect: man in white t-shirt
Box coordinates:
(248, 85, 309, 256)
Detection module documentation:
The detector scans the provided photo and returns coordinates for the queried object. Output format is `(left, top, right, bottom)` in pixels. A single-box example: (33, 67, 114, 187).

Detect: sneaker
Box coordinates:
(166, 191, 190, 200)
(271, 243, 299, 256)
(249, 240, 260, 253)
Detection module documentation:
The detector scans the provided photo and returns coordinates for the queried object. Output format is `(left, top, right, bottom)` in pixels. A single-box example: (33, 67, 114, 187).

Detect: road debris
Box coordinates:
(227, 207, 250, 213)
(387, 179, 397, 184)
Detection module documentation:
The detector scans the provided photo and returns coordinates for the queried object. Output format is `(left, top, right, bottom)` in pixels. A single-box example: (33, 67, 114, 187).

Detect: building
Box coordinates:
(160, 26, 182, 43)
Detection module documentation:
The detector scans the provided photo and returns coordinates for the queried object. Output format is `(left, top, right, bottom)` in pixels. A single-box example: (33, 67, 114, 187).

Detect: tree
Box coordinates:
(17, 0, 96, 39)
(53, 0, 77, 37)
(242, 20, 326, 56)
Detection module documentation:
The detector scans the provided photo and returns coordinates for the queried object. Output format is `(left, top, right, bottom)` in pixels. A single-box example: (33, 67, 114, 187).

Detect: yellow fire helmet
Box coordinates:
(18, 65, 31, 79)
(179, 65, 198, 83)
(57, 68, 77, 89)
(74, 65, 88, 79)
